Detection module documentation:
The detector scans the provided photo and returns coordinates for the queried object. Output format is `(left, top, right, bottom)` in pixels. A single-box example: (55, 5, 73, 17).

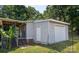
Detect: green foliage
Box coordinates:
(8, 26, 15, 40)
(43, 5, 68, 21)
(0, 26, 15, 50)
(0, 28, 9, 38)
(0, 5, 44, 20)
(0, 5, 28, 20)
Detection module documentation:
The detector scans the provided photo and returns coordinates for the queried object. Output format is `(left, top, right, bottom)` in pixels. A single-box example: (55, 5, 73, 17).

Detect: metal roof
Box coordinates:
(27, 19, 70, 25)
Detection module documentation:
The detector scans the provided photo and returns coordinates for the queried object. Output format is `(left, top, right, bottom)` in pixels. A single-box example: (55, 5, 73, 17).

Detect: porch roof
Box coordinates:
(0, 18, 26, 24)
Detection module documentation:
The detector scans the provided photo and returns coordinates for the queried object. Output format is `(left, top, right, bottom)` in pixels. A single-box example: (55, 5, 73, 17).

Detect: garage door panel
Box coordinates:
(54, 26, 66, 43)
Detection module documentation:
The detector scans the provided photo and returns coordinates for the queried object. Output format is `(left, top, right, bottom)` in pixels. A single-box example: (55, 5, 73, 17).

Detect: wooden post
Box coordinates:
(1, 21, 3, 49)
(14, 23, 18, 47)
(0, 20, 2, 25)
(0, 21, 2, 49)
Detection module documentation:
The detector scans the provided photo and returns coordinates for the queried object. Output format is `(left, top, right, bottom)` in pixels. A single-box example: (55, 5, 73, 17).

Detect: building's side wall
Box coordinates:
(33, 21, 48, 44)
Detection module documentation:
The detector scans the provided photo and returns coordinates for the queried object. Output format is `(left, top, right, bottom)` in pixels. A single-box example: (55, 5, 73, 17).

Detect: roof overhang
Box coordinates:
(48, 19, 70, 25)
(0, 18, 26, 24)
(33, 19, 70, 25)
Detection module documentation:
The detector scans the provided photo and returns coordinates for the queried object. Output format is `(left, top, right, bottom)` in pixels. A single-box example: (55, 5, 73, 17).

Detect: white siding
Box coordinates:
(33, 21, 48, 44)
(48, 22, 55, 44)
(26, 22, 34, 39)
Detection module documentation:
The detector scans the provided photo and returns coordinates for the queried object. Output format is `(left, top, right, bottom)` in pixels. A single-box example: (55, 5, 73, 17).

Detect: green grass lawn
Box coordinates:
(0, 35, 79, 53)
(63, 42, 79, 53)
(9, 45, 58, 53)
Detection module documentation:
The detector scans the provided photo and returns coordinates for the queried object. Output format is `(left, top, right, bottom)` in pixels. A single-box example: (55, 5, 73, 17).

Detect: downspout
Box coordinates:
(25, 23, 27, 42)
(32, 20, 34, 43)
(47, 21, 49, 45)
(32, 20, 36, 43)
(53, 24, 55, 44)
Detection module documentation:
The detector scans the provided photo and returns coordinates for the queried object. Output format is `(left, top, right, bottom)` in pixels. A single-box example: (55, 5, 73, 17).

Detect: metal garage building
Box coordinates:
(26, 19, 69, 44)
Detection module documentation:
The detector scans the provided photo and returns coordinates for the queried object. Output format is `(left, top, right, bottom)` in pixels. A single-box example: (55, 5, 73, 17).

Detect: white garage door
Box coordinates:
(54, 26, 66, 43)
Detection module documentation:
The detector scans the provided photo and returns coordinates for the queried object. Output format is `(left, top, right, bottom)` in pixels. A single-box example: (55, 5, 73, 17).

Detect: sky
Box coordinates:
(25, 5, 47, 13)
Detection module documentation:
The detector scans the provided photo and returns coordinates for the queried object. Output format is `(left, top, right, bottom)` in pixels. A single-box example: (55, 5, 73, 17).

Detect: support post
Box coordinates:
(14, 23, 18, 47)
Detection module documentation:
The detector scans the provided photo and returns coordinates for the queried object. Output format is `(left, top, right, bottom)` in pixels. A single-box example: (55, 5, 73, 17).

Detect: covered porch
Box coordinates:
(0, 18, 27, 48)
